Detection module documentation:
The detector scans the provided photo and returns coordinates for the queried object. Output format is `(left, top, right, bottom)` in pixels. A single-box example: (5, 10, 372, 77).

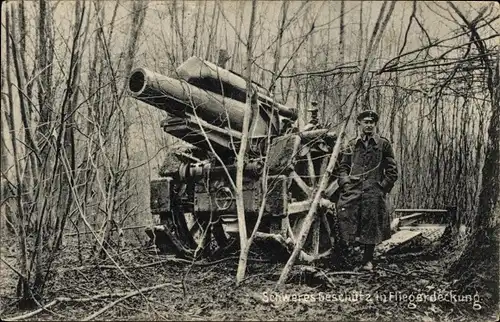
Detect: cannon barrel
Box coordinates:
(128, 67, 264, 134)
(176, 57, 298, 120)
(128, 58, 303, 157)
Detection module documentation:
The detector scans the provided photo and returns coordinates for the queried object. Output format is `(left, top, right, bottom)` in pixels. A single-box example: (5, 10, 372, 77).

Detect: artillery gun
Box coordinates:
(128, 57, 456, 261)
(128, 57, 340, 260)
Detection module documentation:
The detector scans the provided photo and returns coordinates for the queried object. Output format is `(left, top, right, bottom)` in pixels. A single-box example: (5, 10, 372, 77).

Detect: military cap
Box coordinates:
(307, 101, 319, 112)
(357, 110, 379, 122)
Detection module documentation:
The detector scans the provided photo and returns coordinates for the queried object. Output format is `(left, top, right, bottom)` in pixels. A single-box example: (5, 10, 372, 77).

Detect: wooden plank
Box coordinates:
(400, 219, 419, 226)
(399, 212, 425, 221)
(375, 230, 422, 255)
(399, 212, 424, 226)
(400, 225, 446, 242)
(288, 200, 312, 214)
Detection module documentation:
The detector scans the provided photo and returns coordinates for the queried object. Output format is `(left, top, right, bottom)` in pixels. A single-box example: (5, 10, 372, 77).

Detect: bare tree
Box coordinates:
(235, 0, 258, 284)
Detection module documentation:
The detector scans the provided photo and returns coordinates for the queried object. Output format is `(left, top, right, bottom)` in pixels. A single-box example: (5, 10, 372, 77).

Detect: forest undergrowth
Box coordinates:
(1, 229, 497, 321)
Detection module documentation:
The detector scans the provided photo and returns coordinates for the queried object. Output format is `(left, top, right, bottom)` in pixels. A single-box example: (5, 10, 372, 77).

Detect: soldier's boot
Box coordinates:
(361, 261, 373, 271)
(361, 243, 375, 271)
(332, 239, 352, 269)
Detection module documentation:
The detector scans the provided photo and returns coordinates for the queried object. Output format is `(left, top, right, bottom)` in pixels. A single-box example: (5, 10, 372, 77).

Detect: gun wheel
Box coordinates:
(147, 211, 232, 259)
(284, 145, 338, 261)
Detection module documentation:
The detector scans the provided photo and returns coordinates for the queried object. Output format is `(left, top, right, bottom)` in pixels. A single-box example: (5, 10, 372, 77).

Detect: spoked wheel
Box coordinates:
(287, 211, 336, 259)
(148, 210, 233, 259)
(179, 212, 235, 257)
(284, 144, 338, 261)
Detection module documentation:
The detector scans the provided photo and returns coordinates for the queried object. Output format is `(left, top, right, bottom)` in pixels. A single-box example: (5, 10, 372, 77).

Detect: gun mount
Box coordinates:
(129, 57, 300, 160)
(128, 56, 340, 260)
(128, 55, 455, 263)
(128, 55, 455, 262)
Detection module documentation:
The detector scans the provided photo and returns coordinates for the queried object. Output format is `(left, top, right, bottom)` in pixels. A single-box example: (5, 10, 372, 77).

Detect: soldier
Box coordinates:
(304, 101, 320, 131)
(336, 110, 398, 271)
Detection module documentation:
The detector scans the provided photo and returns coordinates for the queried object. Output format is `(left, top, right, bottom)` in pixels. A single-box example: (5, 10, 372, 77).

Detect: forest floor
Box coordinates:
(0, 234, 498, 321)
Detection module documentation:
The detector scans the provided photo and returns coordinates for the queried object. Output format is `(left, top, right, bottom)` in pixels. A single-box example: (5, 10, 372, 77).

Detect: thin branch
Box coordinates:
(7, 300, 58, 321)
(0, 256, 28, 281)
(82, 283, 174, 321)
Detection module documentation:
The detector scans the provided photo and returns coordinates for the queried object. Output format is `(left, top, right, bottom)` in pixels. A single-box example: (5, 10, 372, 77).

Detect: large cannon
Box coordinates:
(128, 56, 456, 262)
(128, 56, 343, 260)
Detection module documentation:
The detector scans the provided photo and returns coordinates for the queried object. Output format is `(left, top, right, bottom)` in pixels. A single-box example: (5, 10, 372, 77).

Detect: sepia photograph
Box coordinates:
(0, 0, 499, 320)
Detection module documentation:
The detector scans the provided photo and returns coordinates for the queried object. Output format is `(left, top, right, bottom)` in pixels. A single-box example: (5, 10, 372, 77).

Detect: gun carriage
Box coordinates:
(128, 57, 340, 260)
(128, 57, 454, 261)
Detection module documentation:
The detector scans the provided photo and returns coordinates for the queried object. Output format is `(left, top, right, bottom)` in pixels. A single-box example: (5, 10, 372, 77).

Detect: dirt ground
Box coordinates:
(0, 237, 498, 321)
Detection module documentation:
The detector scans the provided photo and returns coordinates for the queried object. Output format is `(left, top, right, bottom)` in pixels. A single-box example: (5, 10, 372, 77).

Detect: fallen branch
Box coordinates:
(317, 270, 335, 287)
(239, 271, 277, 284)
(6, 300, 58, 321)
(327, 271, 365, 276)
(289, 266, 364, 288)
(61, 256, 270, 273)
(254, 232, 318, 262)
(370, 282, 388, 294)
(378, 267, 409, 277)
(64, 225, 146, 237)
(295, 266, 365, 278)
(82, 283, 174, 321)
(5, 283, 178, 321)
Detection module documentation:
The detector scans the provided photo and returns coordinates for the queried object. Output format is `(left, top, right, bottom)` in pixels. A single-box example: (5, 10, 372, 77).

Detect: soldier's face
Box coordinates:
(359, 117, 376, 135)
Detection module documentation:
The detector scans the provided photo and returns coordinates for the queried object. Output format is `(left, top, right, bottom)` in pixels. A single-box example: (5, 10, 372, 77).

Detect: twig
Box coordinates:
(0, 257, 27, 281)
(239, 271, 276, 284)
(318, 270, 335, 286)
(6, 300, 58, 321)
(378, 267, 409, 277)
(370, 282, 389, 294)
(62, 256, 269, 273)
(63, 225, 146, 237)
(327, 271, 365, 276)
(5, 282, 180, 321)
(82, 283, 174, 321)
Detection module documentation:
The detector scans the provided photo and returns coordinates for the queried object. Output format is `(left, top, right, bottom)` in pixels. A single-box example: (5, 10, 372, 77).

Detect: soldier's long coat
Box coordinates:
(336, 134, 398, 245)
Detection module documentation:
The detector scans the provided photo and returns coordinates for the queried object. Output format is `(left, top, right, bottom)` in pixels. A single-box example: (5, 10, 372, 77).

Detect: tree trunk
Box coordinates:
(338, 0, 345, 121)
(235, 0, 258, 285)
